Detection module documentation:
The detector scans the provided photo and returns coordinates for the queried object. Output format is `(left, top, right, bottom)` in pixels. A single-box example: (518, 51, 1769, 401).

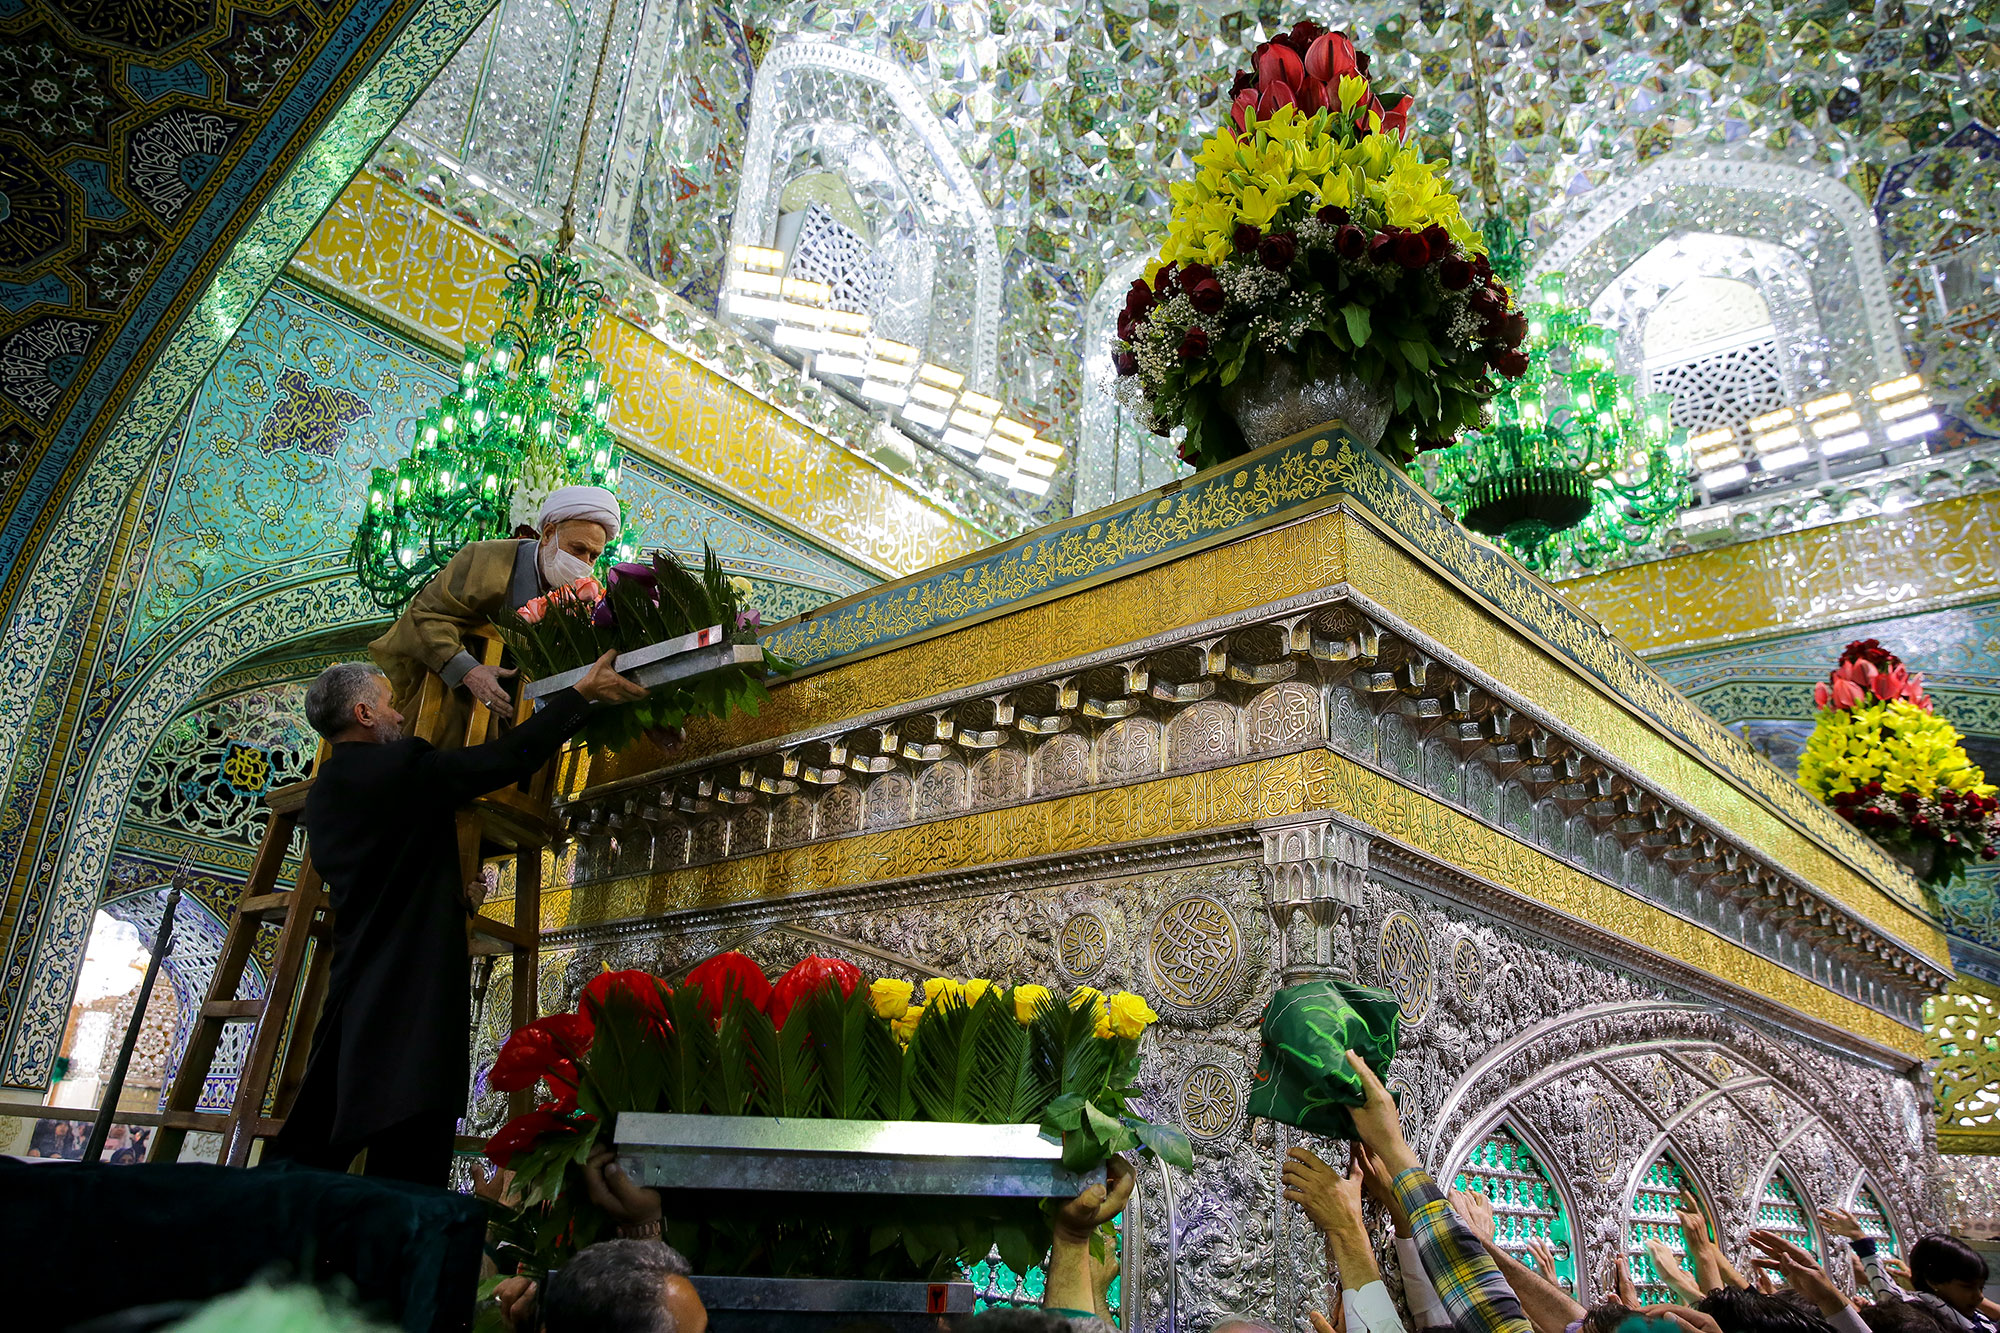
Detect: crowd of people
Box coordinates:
(481, 1051, 1994, 1333)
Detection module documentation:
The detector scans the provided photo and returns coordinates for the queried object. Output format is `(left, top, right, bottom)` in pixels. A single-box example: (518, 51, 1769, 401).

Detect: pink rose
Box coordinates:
(519, 596, 549, 625)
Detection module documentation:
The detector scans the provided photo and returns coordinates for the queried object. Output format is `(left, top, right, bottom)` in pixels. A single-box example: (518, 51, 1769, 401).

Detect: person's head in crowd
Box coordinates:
(540, 1239, 706, 1333)
(1859, 1302, 1953, 1333)
(958, 1311, 1077, 1333)
(1699, 1286, 1835, 1333)
(1582, 1301, 1677, 1333)
(1908, 1236, 1991, 1313)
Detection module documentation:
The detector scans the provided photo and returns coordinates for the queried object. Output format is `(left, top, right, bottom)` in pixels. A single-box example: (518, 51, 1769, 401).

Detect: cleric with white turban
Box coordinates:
(366, 484, 625, 744)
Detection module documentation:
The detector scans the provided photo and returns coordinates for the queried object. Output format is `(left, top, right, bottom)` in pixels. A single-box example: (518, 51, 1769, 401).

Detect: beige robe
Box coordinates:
(368, 539, 533, 747)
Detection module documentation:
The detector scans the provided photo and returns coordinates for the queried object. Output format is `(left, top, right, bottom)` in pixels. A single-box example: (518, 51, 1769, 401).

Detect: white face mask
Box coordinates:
(540, 540, 595, 588)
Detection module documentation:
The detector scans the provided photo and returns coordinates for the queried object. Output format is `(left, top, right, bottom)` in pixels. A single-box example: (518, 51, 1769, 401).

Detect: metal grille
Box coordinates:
(1851, 1184, 1901, 1257)
(1758, 1173, 1818, 1256)
(1455, 1127, 1577, 1295)
(1651, 338, 1788, 439)
(1629, 1155, 1697, 1305)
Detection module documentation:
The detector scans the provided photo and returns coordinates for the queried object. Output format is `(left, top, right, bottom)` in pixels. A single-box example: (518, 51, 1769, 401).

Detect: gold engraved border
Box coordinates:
(1557, 491, 2000, 657)
(545, 747, 1924, 1054)
(286, 175, 986, 578)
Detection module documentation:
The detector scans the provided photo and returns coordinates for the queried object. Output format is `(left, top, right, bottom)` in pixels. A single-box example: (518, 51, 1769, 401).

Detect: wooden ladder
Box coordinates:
(149, 627, 564, 1167)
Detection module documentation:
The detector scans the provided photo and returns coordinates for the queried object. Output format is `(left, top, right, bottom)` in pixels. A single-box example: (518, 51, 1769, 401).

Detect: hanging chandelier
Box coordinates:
(1421, 219, 1691, 573)
(349, 251, 630, 610)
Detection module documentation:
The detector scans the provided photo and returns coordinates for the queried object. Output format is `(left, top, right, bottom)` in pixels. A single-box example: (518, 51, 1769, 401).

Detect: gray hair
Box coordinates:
(304, 662, 387, 738)
(543, 1239, 693, 1333)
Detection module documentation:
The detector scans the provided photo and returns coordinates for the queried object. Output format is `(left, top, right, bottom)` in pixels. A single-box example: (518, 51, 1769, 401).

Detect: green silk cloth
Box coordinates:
(1246, 979, 1402, 1138)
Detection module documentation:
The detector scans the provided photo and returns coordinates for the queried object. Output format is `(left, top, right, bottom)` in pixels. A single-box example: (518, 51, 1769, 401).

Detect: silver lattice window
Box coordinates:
(1649, 338, 1788, 439)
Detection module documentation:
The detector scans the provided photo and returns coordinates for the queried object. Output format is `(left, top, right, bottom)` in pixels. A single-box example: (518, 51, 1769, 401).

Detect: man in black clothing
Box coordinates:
(267, 650, 645, 1186)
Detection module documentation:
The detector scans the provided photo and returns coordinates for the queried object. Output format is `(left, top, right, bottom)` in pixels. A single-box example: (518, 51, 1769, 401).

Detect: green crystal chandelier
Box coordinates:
(1422, 219, 1691, 573)
(349, 250, 631, 610)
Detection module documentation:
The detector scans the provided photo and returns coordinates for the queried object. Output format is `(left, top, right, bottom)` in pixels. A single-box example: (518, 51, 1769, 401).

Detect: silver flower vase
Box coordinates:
(1218, 357, 1393, 450)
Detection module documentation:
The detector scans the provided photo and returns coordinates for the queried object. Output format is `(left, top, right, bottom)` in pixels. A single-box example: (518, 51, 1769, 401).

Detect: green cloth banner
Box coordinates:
(1246, 979, 1402, 1139)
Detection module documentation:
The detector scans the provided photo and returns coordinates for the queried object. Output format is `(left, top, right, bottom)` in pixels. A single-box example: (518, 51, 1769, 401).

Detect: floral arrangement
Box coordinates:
(1797, 639, 2000, 885)
(493, 544, 787, 754)
(482, 951, 1189, 1282)
(1113, 19, 1526, 471)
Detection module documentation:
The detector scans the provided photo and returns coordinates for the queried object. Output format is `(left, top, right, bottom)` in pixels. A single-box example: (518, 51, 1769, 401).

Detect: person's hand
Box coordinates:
(1527, 1235, 1558, 1278)
(1352, 1141, 1412, 1236)
(582, 1146, 663, 1233)
(1753, 1267, 1777, 1295)
(1343, 1050, 1413, 1171)
(1675, 1190, 1714, 1250)
(1818, 1207, 1867, 1242)
(575, 650, 648, 705)
(1054, 1154, 1135, 1245)
(464, 876, 490, 912)
(1646, 1238, 1703, 1304)
(1886, 1257, 1913, 1285)
(1449, 1186, 1497, 1242)
(1309, 1289, 1346, 1333)
(463, 663, 518, 711)
(1612, 1255, 1641, 1309)
(492, 1275, 538, 1333)
(1284, 1146, 1366, 1239)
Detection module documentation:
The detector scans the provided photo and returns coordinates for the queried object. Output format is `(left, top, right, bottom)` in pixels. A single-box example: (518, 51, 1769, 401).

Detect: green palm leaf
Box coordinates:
(974, 1002, 1049, 1124)
(705, 995, 758, 1116)
(659, 985, 710, 1113)
(748, 1000, 823, 1117)
(909, 991, 1009, 1123)
(864, 1013, 915, 1121)
(810, 986, 878, 1120)
(1034, 998, 1114, 1101)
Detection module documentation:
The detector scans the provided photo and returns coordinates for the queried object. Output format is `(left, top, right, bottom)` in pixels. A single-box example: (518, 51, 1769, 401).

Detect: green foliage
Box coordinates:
(906, 989, 1006, 1123)
(809, 986, 878, 1120)
(706, 995, 759, 1116)
(659, 985, 712, 1114)
(748, 1002, 824, 1117)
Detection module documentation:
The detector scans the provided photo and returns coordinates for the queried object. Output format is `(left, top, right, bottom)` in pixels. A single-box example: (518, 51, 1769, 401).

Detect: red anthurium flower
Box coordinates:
(1295, 78, 1328, 115)
(488, 1011, 594, 1092)
(1253, 41, 1305, 91)
(685, 951, 772, 1024)
(766, 955, 865, 1028)
(1379, 94, 1414, 138)
(579, 969, 672, 1038)
(483, 1103, 593, 1168)
(1305, 31, 1359, 82)
(1256, 82, 1296, 117)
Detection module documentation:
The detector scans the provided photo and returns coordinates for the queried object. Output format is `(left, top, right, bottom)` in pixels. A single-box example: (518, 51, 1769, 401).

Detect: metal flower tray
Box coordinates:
(612, 1112, 1104, 1198)
(520, 625, 763, 700)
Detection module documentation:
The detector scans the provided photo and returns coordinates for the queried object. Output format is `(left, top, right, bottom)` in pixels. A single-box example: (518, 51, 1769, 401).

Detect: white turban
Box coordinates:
(537, 485, 621, 539)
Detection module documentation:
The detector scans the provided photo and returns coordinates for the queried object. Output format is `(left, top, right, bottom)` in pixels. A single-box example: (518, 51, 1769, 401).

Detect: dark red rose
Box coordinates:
(1116, 309, 1138, 343)
(685, 951, 772, 1024)
(1258, 233, 1297, 271)
(1290, 20, 1328, 50)
(1178, 327, 1210, 362)
(1317, 205, 1350, 227)
(1257, 82, 1296, 116)
(1500, 311, 1529, 346)
(1234, 223, 1263, 255)
(1489, 347, 1530, 378)
(1305, 31, 1359, 81)
(1337, 224, 1367, 259)
(1420, 225, 1451, 261)
(1392, 231, 1430, 269)
(1253, 41, 1305, 90)
(1153, 263, 1180, 295)
(578, 968, 671, 1038)
(1181, 263, 1225, 313)
(1368, 231, 1396, 263)
(1113, 349, 1138, 376)
(1124, 279, 1153, 315)
(1231, 69, 1258, 96)
(1439, 257, 1474, 289)
(1473, 253, 1492, 280)
(1469, 284, 1503, 316)
(766, 955, 864, 1029)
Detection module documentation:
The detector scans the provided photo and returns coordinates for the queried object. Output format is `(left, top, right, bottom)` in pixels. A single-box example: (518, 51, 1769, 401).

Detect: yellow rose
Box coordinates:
(892, 1004, 924, 1045)
(961, 978, 995, 1005)
(922, 976, 963, 1008)
(1107, 991, 1159, 1039)
(869, 977, 914, 1020)
(1094, 1011, 1114, 1039)
(1069, 986, 1109, 1026)
(1011, 984, 1053, 1024)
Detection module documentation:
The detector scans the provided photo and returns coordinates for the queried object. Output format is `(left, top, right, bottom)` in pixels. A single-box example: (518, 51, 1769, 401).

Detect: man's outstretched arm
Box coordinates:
(417, 651, 646, 806)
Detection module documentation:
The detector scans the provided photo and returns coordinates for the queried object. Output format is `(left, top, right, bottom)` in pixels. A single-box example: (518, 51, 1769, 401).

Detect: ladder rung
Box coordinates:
(470, 915, 537, 948)
(239, 893, 298, 921)
(266, 778, 315, 814)
(161, 1110, 229, 1132)
(201, 999, 265, 1021)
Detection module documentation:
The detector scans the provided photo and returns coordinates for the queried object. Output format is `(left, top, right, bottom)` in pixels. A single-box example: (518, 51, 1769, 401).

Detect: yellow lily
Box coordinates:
(1233, 183, 1288, 230)
(1338, 74, 1371, 114)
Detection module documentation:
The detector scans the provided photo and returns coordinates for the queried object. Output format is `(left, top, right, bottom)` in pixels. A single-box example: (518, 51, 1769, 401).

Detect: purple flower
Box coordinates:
(608, 561, 657, 596)
(591, 599, 617, 629)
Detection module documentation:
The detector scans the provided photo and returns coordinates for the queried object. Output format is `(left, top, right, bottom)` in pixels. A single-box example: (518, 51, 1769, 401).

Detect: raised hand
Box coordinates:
(1352, 1141, 1412, 1236)
(1817, 1207, 1866, 1242)
(1449, 1186, 1497, 1242)
(1646, 1238, 1703, 1305)
(1343, 1049, 1415, 1174)
(1526, 1235, 1558, 1279)
(582, 1145, 663, 1233)
(575, 649, 648, 705)
(1284, 1146, 1365, 1240)
(1056, 1154, 1136, 1244)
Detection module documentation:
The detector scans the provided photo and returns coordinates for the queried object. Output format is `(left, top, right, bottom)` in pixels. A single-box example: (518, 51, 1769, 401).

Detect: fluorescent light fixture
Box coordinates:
(1753, 425, 1802, 451)
(821, 331, 870, 356)
(907, 382, 956, 410)
(991, 416, 1033, 442)
(1818, 431, 1872, 455)
(771, 324, 827, 351)
(1885, 412, 1939, 441)
(730, 245, 785, 272)
(821, 308, 871, 334)
(1870, 374, 1924, 401)
(859, 381, 909, 406)
(1802, 392, 1854, 417)
(974, 454, 1016, 478)
(724, 293, 791, 322)
(1011, 473, 1051, 495)
(1810, 411, 1863, 437)
(958, 391, 1003, 415)
(901, 404, 948, 430)
(949, 408, 997, 433)
(814, 353, 867, 378)
(1016, 454, 1059, 478)
(1696, 445, 1743, 468)
(1747, 407, 1796, 432)
(870, 340, 919, 365)
(1878, 394, 1933, 420)
(1022, 437, 1063, 461)
(864, 360, 917, 383)
(983, 436, 1024, 462)
(942, 426, 989, 452)
(1760, 445, 1812, 470)
(918, 363, 964, 390)
(1687, 427, 1737, 450)
(780, 277, 831, 304)
(730, 269, 782, 295)
(1703, 463, 1750, 486)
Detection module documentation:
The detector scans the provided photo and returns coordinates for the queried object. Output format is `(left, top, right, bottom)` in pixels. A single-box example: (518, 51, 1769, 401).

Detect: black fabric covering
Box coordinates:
(278, 687, 591, 1153)
(0, 1159, 484, 1331)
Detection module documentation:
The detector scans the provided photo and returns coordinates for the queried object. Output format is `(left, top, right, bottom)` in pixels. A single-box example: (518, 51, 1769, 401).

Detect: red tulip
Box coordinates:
(1257, 82, 1296, 117)
(685, 951, 772, 1024)
(766, 955, 864, 1028)
(1305, 31, 1359, 82)
(578, 968, 671, 1038)
(1254, 41, 1305, 91)
(484, 1103, 592, 1168)
(1832, 678, 1864, 709)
